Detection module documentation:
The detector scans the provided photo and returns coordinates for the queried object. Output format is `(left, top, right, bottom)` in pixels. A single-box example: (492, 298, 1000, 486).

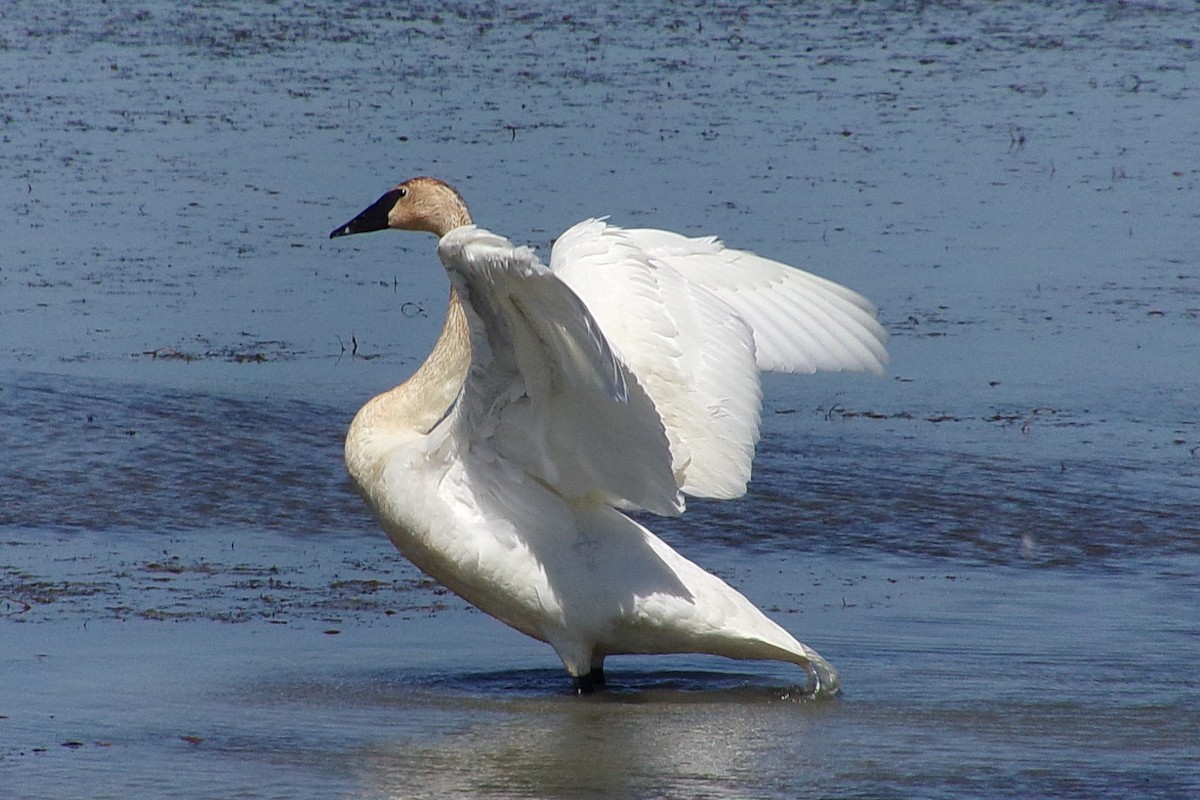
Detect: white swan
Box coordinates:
(329, 177, 888, 695)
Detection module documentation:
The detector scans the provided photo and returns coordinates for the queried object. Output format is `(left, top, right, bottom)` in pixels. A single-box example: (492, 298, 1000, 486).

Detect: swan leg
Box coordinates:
(571, 657, 607, 695)
(572, 671, 599, 695)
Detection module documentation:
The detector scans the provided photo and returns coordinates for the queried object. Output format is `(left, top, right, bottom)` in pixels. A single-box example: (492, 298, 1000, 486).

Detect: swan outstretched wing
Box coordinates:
(549, 220, 889, 501)
(550, 220, 762, 500)
(437, 225, 682, 517)
(617, 226, 890, 375)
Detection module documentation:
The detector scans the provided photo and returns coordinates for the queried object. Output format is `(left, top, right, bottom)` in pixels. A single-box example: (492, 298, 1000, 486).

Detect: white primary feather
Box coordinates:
(611, 226, 889, 375)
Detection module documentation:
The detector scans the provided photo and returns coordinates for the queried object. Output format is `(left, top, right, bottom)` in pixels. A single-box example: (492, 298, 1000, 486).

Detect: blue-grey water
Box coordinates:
(2, 2, 1199, 798)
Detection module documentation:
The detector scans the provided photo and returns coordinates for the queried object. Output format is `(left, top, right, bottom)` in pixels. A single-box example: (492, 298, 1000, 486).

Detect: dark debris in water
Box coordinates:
(140, 334, 301, 364)
(814, 404, 1066, 432)
(0, 532, 449, 625)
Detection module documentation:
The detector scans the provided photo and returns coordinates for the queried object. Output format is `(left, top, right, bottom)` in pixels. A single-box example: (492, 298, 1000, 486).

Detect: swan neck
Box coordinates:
(432, 205, 473, 238)
(418, 180, 473, 237)
(345, 289, 470, 483)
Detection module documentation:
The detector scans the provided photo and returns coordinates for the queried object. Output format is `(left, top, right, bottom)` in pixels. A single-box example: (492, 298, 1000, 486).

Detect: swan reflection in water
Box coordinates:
(349, 668, 830, 799)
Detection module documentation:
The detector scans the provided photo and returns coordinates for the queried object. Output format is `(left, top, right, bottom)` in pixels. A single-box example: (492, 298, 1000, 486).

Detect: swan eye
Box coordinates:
(396, 187, 408, 198)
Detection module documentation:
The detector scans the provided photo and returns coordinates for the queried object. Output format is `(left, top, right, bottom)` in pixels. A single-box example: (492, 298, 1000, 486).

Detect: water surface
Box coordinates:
(2, 2, 1198, 798)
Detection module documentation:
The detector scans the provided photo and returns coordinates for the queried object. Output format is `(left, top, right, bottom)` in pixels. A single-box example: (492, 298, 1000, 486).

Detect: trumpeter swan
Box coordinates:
(329, 177, 888, 695)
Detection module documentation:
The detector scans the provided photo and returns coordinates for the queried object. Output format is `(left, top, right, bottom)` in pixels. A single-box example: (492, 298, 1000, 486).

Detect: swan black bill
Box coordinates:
(329, 188, 403, 239)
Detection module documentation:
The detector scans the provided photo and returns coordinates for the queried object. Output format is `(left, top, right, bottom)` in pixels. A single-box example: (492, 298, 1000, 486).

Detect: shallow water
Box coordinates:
(3, 1, 1199, 798)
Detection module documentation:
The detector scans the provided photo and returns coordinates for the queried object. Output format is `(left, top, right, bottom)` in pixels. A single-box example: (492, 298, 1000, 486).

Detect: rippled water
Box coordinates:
(3, 1, 1199, 798)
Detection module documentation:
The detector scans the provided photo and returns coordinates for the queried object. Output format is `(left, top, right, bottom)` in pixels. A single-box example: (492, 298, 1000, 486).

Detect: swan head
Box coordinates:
(329, 177, 473, 239)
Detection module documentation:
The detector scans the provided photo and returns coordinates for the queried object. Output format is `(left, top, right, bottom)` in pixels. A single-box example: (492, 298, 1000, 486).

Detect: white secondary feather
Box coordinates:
(550, 219, 888, 501)
(550, 220, 761, 500)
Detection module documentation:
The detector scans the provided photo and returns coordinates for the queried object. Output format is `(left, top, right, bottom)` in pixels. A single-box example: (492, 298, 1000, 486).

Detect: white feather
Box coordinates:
(438, 226, 682, 517)
(550, 219, 888, 500)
